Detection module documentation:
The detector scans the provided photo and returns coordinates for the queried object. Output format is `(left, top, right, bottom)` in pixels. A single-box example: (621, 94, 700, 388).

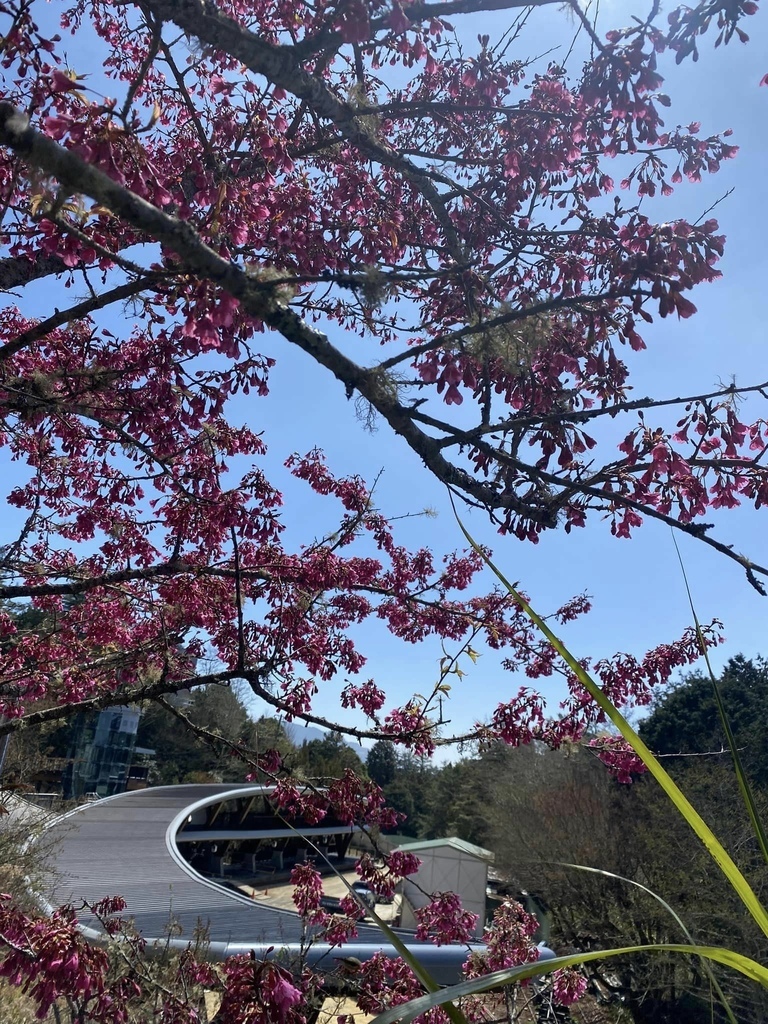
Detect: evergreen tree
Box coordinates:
(366, 740, 397, 787)
(640, 655, 768, 786)
(294, 731, 364, 781)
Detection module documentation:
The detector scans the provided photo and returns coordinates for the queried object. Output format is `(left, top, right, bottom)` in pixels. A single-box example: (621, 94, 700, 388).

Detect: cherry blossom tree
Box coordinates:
(0, 0, 764, 1018)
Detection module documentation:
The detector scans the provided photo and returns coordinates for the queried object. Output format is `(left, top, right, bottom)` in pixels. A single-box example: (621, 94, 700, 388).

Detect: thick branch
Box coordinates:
(290, 0, 555, 59)
(1, 104, 763, 571)
(0, 559, 252, 599)
(0, 662, 439, 749)
(0, 253, 72, 290)
(0, 562, 493, 634)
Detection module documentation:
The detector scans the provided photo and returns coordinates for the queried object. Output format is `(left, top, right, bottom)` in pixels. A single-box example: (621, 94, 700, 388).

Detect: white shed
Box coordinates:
(395, 837, 492, 938)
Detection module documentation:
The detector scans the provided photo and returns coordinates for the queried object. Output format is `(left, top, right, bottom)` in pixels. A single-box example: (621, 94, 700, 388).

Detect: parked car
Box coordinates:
(321, 890, 376, 914)
(351, 880, 393, 905)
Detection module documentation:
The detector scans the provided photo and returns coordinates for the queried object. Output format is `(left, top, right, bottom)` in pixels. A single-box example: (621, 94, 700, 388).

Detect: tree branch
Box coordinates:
(464, 431, 768, 592)
(289, 0, 556, 60)
(0, 669, 237, 737)
(0, 273, 164, 362)
(0, 253, 72, 290)
(436, 380, 768, 446)
(376, 290, 632, 372)
(0, 103, 762, 571)
(0, 559, 256, 599)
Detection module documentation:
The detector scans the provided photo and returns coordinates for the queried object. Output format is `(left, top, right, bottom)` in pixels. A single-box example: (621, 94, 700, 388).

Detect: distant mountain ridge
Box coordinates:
(285, 722, 368, 760)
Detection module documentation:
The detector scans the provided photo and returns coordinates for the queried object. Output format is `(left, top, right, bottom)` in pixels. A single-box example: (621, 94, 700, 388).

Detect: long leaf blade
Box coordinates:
(671, 532, 768, 866)
(551, 862, 736, 1024)
(274, 814, 468, 1024)
(370, 944, 768, 1024)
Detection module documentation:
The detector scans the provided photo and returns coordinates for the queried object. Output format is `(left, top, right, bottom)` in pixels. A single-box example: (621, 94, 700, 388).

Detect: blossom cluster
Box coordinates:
(414, 891, 479, 946)
(588, 736, 650, 785)
(356, 952, 449, 1024)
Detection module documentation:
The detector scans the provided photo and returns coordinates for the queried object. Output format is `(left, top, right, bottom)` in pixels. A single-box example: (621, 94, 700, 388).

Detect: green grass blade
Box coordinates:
(552, 862, 736, 1024)
(452, 504, 768, 941)
(369, 943, 768, 1024)
(671, 533, 768, 867)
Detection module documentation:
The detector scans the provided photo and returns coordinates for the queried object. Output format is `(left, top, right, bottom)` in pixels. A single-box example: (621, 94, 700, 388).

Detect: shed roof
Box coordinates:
(395, 836, 493, 860)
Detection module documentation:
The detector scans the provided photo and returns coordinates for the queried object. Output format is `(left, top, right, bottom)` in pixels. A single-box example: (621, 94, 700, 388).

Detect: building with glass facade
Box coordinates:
(63, 705, 142, 799)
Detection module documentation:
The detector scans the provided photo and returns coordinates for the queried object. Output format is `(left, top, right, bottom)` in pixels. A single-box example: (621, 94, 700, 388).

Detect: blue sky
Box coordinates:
(4, 2, 768, 750)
